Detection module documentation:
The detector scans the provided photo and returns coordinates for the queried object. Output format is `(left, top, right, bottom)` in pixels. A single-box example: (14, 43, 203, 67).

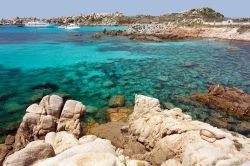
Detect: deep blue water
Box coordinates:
(0, 25, 250, 139)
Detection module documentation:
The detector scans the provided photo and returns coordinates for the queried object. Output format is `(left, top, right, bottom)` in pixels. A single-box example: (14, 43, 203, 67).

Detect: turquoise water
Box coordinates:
(0, 26, 250, 139)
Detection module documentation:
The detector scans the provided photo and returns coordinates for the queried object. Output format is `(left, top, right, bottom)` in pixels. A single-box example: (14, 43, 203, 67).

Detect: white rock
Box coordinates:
(57, 152, 117, 166)
(45, 131, 78, 154)
(57, 100, 86, 138)
(78, 135, 97, 144)
(39, 95, 63, 118)
(26, 104, 43, 114)
(4, 141, 55, 166)
(182, 142, 244, 166)
(34, 138, 116, 165)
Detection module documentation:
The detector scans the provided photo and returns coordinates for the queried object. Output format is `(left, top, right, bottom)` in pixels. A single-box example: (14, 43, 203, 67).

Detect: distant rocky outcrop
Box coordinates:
(48, 12, 124, 26)
(0, 8, 224, 26)
(161, 7, 224, 25)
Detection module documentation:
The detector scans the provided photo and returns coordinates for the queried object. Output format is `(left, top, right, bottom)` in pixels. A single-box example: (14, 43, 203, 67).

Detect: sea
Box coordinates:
(0, 25, 250, 140)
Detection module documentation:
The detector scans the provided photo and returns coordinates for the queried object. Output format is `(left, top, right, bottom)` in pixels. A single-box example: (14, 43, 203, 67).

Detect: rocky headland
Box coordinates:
(1, 93, 250, 166)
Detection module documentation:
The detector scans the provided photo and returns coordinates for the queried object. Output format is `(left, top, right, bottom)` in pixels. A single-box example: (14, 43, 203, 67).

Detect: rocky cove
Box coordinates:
(0, 7, 250, 165)
(1, 93, 250, 166)
(1, 26, 250, 142)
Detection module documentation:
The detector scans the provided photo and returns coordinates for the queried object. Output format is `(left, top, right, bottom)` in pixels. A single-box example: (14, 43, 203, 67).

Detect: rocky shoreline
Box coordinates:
(1, 93, 250, 165)
(98, 24, 250, 42)
(1, 7, 250, 42)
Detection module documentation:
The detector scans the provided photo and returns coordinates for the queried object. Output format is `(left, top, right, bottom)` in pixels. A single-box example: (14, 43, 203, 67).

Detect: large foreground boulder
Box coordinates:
(127, 95, 250, 165)
(34, 134, 149, 166)
(3, 94, 86, 163)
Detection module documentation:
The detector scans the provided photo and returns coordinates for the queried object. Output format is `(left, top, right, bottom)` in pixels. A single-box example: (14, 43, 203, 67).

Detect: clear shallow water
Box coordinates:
(0, 26, 250, 139)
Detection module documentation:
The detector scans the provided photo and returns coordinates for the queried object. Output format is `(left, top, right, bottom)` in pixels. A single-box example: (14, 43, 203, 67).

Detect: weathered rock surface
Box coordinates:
(192, 84, 250, 118)
(13, 95, 64, 151)
(0, 144, 9, 165)
(2, 95, 85, 163)
(3, 141, 55, 166)
(126, 95, 250, 165)
(0, 135, 15, 164)
(3, 94, 250, 166)
(34, 136, 148, 166)
(57, 100, 85, 138)
(45, 131, 78, 154)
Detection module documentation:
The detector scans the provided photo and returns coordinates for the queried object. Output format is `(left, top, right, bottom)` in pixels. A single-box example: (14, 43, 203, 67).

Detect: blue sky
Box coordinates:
(0, 0, 249, 18)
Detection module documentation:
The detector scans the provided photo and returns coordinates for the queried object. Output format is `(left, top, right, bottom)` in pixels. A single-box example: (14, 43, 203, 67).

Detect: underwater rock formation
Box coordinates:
(106, 107, 132, 122)
(109, 95, 125, 108)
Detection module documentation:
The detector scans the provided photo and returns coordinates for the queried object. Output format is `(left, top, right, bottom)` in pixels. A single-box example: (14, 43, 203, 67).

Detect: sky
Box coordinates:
(0, 0, 250, 19)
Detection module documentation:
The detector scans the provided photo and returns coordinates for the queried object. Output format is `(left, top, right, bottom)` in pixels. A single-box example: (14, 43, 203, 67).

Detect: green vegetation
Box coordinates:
(116, 7, 224, 26)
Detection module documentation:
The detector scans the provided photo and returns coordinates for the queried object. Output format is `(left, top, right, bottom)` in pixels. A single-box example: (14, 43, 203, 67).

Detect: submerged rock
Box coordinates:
(0, 92, 16, 102)
(106, 107, 133, 122)
(4, 102, 25, 114)
(68, 33, 82, 37)
(108, 95, 125, 107)
(86, 105, 98, 113)
(103, 80, 115, 88)
(91, 32, 102, 39)
(28, 92, 44, 103)
(30, 83, 59, 91)
(162, 102, 175, 110)
(226, 47, 240, 51)
(88, 121, 127, 148)
(129, 35, 162, 42)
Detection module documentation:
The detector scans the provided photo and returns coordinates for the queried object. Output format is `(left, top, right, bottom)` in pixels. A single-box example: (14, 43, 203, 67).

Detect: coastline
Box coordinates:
(122, 25, 250, 42)
(1, 94, 250, 165)
(0, 7, 250, 165)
